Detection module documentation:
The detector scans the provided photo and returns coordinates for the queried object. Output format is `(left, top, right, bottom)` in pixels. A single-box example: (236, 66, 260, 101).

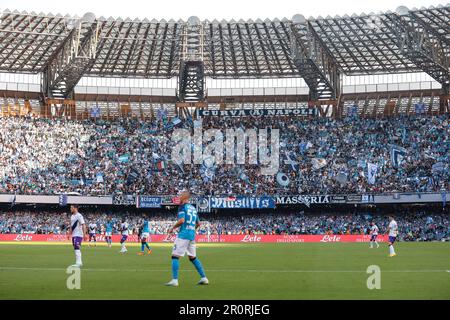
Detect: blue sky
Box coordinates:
(1, 0, 447, 20)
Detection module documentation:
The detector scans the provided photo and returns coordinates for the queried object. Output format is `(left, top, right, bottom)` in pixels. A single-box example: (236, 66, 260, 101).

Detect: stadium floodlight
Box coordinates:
(66, 19, 78, 30)
(187, 16, 200, 26)
(81, 12, 96, 24)
(292, 14, 306, 25)
(395, 6, 409, 16)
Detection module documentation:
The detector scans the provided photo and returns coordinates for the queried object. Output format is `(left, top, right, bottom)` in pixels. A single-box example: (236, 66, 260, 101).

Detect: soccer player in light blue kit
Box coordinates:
(138, 219, 152, 255)
(166, 191, 209, 287)
(105, 217, 114, 248)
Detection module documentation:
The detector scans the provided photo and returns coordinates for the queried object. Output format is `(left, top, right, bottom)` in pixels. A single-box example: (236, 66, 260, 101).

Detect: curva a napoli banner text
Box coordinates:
(196, 108, 317, 117)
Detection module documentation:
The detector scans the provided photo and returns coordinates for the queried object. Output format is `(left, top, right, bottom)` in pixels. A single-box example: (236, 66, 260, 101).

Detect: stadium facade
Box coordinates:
(0, 5, 448, 119)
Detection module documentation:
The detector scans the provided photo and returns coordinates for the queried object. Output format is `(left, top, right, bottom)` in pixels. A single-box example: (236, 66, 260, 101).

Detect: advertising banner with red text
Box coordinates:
(0, 234, 388, 243)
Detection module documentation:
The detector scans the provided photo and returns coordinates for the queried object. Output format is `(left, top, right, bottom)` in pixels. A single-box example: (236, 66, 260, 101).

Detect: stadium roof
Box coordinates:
(0, 5, 448, 79)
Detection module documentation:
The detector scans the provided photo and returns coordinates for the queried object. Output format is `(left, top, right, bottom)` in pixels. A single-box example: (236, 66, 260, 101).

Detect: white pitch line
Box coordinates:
(0, 267, 448, 273)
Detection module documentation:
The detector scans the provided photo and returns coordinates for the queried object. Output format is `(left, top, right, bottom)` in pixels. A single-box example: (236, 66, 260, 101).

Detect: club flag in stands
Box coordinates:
(415, 102, 425, 114)
(193, 120, 202, 128)
(276, 172, 290, 187)
(118, 154, 130, 163)
(59, 193, 68, 207)
(390, 145, 407, 167)
(311, 158, 327, 170)
(90, 105, 101, 118)
(367, 163, 378, 185)
(96, 172, 104, 183)
(172, 117, 182, 126)
(156, 160, 166, 171)
(432, 162, 444, 173)
(200, 163, 215, 182)
(347, 104, 358, 118)
(284, 151, 299, 171)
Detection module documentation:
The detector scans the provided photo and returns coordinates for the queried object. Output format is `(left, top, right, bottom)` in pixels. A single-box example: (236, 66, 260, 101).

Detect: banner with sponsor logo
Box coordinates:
(195, 197, 211, 213)
(136, 195, 162, 208)
(346, 194, 362, 203)
(0, 234, 388, 243)
(210, 196, 275, 209)
(331, 195, 346, 204)
(275, 195, 330, 207)
(196, 108, 317, 118)
(113, 194, 136, 205)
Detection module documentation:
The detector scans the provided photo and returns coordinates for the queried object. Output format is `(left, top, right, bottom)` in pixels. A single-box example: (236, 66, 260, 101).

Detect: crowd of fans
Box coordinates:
(0, 114, 448, 196)
(0, 209, 448, 241)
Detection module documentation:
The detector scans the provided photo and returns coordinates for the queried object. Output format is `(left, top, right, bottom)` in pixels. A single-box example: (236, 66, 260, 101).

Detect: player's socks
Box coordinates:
(375, 241, 379, 248)
(75, 249, 82, 266)
(141, 243, 145, 252)
(145, 242, 151, 250)
(190, 257, 206, 278)
(172, 257, 179, 280)
(389, 245, 395, 256)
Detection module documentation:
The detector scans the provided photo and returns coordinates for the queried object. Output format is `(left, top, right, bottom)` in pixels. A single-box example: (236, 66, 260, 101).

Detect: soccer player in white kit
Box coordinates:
(369, 222, 379, 248)
(387, 216, 398, 257)
(67, 205, 87, 267)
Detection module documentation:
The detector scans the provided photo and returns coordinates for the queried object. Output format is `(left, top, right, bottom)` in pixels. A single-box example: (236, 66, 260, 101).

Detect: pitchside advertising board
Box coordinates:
(0, 234, 388, 243)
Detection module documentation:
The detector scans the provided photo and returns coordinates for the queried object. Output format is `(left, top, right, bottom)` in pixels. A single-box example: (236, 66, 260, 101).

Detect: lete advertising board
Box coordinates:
(0, 234, 388, 243)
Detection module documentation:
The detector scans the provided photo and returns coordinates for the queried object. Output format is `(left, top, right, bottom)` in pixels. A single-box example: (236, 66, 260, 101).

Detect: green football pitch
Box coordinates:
(0, 242, 449, 299)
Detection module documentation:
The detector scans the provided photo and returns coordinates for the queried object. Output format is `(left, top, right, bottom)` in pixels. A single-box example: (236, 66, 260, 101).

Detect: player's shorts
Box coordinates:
(120, 235, 128, 243)
(89, 233, 96, 238)
(72, 236, 83, 250)
(105, 232, 112, 237)
(370, 234, 378, 241)
(172, 237, 196, 258)
(141, 232, 150, 242)
(388, 236, 396, 243)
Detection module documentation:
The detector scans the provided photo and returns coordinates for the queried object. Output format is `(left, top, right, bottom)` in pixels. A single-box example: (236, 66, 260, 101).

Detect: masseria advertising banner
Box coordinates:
(0, 234, 388, 243)
(275, 195, 331, 207)
(196, 108, 317, 117)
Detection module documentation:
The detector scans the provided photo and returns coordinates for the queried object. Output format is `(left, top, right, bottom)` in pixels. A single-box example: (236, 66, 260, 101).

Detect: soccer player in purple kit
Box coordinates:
(88, 222, 97, 247)
(119, 218, 129, 253)
(67, 204, 87, 267)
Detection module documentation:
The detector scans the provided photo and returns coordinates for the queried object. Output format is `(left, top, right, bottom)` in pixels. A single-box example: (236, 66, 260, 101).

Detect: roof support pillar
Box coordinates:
(42, 13, 99, 99)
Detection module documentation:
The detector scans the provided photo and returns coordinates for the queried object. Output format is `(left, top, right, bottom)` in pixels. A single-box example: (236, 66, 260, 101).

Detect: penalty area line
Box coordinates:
(0, 267, 448, 273)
